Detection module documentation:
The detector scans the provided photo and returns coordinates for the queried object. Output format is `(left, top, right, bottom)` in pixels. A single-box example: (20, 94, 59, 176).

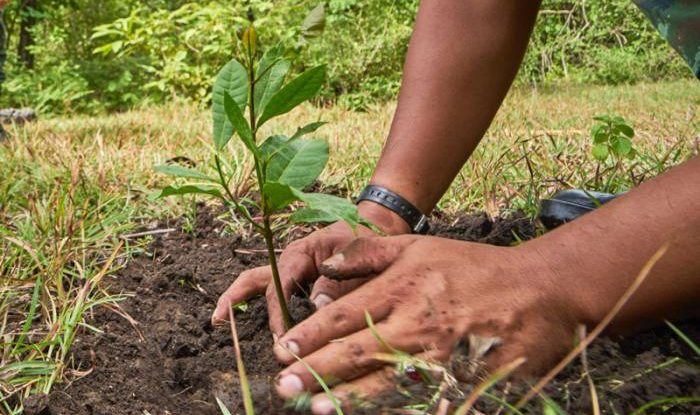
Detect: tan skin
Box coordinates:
(211, 1, 700, 413)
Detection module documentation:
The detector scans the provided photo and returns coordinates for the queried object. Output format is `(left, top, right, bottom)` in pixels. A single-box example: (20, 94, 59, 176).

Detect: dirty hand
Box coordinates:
(271, 235, 585, 414)
(211, 202, 410, 336)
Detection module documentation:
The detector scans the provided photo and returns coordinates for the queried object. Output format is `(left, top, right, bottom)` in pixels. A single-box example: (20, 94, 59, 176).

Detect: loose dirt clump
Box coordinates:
(43, 209, 698, 414)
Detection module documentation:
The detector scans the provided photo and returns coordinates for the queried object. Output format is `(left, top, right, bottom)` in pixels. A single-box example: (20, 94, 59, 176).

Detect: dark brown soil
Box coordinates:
(39, 209, 698, 415)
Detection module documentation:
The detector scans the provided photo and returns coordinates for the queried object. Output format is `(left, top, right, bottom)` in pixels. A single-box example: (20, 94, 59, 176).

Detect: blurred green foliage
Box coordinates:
(0, 0, 692, 114)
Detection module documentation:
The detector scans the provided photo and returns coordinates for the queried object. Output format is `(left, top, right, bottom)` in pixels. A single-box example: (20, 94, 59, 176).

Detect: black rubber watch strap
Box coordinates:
(356, 185, 430, 234)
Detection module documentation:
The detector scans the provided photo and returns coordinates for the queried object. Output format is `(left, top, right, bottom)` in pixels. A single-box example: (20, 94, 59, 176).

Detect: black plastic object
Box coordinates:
(538, 189, 623, 230)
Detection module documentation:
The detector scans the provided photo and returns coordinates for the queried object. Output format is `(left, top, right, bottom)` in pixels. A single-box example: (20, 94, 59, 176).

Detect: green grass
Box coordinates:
(0, 79, 698, 413)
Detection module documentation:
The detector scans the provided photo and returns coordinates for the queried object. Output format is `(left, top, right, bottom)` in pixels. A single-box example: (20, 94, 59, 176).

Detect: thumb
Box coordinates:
(318, 235, 418, 280)
(211, 266, 270, 325)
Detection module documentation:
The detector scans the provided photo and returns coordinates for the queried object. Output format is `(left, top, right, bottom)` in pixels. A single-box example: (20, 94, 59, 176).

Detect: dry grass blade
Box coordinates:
(515, 243, 669, 408)
(227, 306, 255, 415)
(434, 399, 451, 415)
(454, 357, 526, 415)
(578, 325, 601, 415)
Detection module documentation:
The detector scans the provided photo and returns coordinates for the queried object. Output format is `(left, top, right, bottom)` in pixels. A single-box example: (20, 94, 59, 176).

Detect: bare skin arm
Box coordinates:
(368, 0, 542, 215)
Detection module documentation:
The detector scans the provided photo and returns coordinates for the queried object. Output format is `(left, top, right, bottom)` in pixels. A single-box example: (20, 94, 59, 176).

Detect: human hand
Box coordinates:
(271, 235, 586, 414)
(211, 202, 410, 337)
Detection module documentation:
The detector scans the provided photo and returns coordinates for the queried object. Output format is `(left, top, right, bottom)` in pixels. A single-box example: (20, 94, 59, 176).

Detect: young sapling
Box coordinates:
(590, 114, 637, 189)
(156, 14, 368, 329)
(590, 114, 636, 163)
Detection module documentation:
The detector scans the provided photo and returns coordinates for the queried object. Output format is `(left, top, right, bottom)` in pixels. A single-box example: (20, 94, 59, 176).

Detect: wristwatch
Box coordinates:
(356, 185, 430, 234)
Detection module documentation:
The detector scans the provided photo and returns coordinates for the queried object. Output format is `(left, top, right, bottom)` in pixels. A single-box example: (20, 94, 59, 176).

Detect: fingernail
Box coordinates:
(323, 253, 344, 269)
(284, 340, 300, 356)
(273, 340, 300, 363)
(311, 397, 336, 415)
(312, 293, 333, 309)
(276, 373, 303, 397)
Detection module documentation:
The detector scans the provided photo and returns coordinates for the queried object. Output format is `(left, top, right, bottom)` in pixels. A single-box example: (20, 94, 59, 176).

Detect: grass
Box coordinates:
(0, 79, 698, 413)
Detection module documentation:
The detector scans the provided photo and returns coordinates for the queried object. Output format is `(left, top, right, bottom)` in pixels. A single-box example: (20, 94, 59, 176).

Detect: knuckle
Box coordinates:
(344, 344, 373, 376)
(237, 269, 254, 280)
(285, 239, 306, 253)
(265, 287, 281, 306)
(388, 282, 412, 302)
(313, 277, 338, 291)
(326, 304, 359, 332)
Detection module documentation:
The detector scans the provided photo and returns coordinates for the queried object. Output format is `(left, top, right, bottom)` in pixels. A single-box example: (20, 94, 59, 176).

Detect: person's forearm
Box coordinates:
(527, 157, 700, 332)
(365, 0, 541, 220)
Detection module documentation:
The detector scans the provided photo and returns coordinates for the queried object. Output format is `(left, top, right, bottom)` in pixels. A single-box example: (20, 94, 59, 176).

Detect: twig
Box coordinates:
(515, 243, 669, 408)
(119, 228, 176, 239)
(228, 307, 255, 414)
(234, 248, 283, 255)
(102, 303, 144, 341)
(578, 325, 601, 415)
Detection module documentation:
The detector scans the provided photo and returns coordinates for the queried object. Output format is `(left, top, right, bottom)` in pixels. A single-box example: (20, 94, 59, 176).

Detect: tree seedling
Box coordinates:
(589, 114, 636, 189)
(155, 15, 367, 329)
(590, 115, 636, 163)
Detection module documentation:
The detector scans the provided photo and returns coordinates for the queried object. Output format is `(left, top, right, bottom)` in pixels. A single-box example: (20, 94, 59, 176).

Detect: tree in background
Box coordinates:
(17, 0, 35, 69)
(0, 0, 9, 138)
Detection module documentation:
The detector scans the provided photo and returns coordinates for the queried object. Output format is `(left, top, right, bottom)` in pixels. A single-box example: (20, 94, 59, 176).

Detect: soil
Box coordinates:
(35, 208, 698, 415)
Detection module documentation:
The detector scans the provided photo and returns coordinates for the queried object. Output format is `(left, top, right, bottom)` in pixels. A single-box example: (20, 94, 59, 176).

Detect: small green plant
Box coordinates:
(590, 115, 636, 163)
(589, 114, 637, 189)
(155, 10, 366, 329)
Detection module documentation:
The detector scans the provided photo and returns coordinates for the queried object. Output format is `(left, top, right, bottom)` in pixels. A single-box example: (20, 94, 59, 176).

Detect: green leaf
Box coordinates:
(289, 208, 338, 224)
(223, 91, 256, 154)
(593, 115, 611, 123)
(592, 143, 609, 161)
(290, 121, 327, 140)
(591, 124, 607, 144)
(259, 134, 290, 159)
(612, 116, 626, 125)
(266, 139, 329, 189)
(263, 182, 300, 212)
(300, 4, 326, 41)
(290, 189, 362, 229)
(257, 65, 326, 127)
(254, 46, 291, 118)
(157, 184, 224, 199)
(611, 137, 632, 156)
(617, 123, 634, 138)
(261, 183, 363, 228)
(213, 59, 248, 150)
(154, 165, 215, 182)
(233, 302, 249, 313)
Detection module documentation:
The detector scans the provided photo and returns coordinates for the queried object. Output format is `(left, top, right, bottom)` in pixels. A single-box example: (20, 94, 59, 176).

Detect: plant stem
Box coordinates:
(246, 40, 293, 329)
(262, 215, 294, 329)
(214, 154, 262, 231)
